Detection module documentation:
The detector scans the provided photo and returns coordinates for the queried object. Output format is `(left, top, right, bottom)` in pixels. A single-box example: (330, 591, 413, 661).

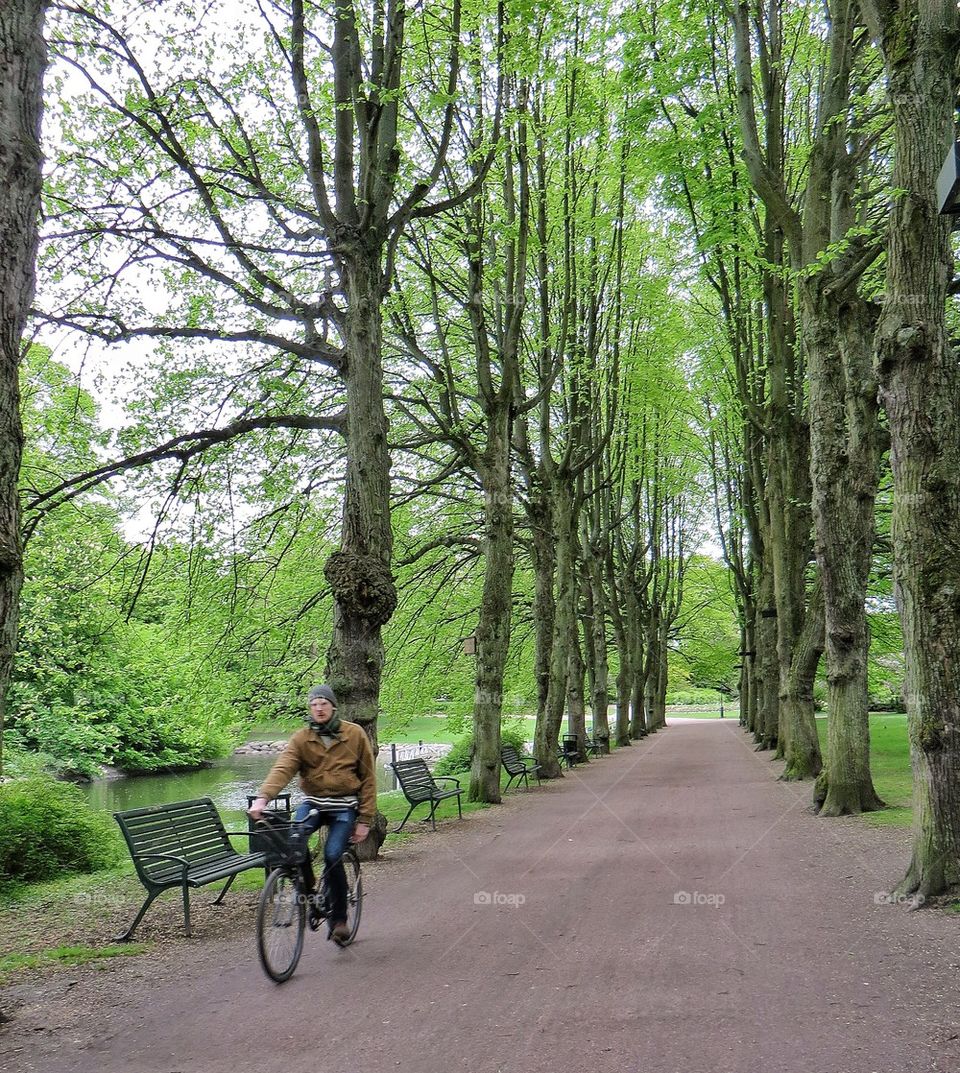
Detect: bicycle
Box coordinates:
(253, 810, 363, 983)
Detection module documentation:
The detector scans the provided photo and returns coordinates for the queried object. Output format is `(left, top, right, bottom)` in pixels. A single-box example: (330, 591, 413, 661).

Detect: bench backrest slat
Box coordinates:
(115, 798, 234, 883)
(391, 758, 440, 796)
(501, 746, 525, 772)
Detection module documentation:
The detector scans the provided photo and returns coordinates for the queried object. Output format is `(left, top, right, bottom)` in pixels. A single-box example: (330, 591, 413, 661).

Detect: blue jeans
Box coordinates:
(293, 801, 356, 923)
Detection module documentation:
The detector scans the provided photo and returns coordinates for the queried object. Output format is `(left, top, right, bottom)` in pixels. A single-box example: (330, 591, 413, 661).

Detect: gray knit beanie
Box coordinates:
(307, 684, 337, 707)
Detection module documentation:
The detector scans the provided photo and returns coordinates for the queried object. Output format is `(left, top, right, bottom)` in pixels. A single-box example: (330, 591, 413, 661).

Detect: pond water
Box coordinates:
(80, 750, 399, 827)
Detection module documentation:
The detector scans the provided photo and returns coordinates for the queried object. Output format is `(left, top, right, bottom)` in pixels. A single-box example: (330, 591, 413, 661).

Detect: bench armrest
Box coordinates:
(135, 852, 191, 881)
(433, 776, 461, 788)
(136, 852, 189, 866)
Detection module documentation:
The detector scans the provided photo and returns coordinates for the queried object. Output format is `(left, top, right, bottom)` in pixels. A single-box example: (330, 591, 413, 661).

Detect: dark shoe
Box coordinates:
(329, 919, 350, 945)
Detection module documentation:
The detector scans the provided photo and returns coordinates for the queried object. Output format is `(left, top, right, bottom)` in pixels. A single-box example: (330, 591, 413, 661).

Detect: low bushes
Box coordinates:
(435, 722, 530, 776)
(0, 776, 122, 883)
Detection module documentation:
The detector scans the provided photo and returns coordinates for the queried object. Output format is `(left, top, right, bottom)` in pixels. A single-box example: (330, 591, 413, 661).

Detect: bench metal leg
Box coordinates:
(212, 874, 236, 906)
(395, 802, 418, 833)
(115, 889, 162, 943)
(182, 880, 192, 937)
(394, 795, 462, 833)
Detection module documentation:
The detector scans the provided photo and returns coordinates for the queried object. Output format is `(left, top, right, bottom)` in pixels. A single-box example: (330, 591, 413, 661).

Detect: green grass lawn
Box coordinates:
(666, 707, 739, 720)
(815, 713, 913, 827)
(378, 714, 473, 744)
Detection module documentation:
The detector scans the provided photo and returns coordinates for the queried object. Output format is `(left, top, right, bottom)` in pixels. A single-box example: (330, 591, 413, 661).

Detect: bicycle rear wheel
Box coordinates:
(256, 867, 305, 982)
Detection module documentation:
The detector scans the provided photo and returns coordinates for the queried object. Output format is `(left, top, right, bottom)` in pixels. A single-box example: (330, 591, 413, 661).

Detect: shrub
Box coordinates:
(434, 722, 530, 776)
(665, 688, 725, 706)
(0, 776, 122, 883)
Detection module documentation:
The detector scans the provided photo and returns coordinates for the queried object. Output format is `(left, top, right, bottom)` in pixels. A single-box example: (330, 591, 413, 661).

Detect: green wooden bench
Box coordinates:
(389, 757, 463, 832)
(586, 734, 609, 756)
(114, 797, 268, 940)
(500, 745, 541, 791)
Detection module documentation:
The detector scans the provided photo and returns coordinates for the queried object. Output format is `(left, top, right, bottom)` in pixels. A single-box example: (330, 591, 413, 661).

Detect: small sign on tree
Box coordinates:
(937, 140, 960, 215)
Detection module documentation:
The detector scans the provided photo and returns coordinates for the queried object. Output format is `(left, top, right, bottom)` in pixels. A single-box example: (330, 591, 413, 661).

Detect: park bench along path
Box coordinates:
(4, 718, 959, 1073)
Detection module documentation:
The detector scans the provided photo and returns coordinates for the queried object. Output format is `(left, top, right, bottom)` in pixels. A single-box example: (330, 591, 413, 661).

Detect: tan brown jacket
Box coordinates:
(257, 721, 377, 825)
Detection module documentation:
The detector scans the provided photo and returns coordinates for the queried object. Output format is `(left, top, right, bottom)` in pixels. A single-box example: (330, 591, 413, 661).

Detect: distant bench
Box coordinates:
(114, 797, 268, 940)
(500, 745, 541, 791)
(389, 757, 463, 832)
(586, 734, 609, 756)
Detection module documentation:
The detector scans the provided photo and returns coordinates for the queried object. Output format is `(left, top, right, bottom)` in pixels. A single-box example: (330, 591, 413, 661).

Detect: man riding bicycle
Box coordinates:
(248, 684, 376, 944)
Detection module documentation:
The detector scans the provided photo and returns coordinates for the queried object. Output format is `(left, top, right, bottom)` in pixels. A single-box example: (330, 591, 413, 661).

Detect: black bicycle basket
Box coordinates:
(256, 812, 310, 867)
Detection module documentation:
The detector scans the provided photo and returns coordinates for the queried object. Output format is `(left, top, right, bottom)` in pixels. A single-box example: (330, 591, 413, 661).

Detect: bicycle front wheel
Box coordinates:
(256, 867, 305, 982)
(340, 850, 363, 946)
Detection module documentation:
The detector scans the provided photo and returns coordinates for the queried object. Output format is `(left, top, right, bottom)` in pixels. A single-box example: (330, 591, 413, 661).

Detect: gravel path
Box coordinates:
(2, 719, 958, 1073)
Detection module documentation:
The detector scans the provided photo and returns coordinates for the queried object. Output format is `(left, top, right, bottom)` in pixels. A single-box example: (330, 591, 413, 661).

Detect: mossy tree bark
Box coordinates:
(793, 0, 883, 813)
(566, 608, 589, 758)
(536, 478, 576, 776)
(470, 405, 514, 804)
(605, 473, 638, 748)
(862, 0, 960, 897)
(324, 255, 396, 743)
(732, 0, 820, 772)
(780, 579, 825, 781)
(0, 0, 47, 775)
(466, 107, 526, 802)
(582, 498, 611, 745)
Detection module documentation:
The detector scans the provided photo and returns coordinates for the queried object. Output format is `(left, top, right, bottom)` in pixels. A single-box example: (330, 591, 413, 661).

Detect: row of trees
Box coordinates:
(632, 0, 960, 899)
(22, 0, 712, 795)
(1, 0, 957, 900)
(9, 344, 744, 778)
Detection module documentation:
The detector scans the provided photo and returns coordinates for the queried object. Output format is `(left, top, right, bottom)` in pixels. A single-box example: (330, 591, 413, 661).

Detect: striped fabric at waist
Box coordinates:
(302, 795, 359, 811)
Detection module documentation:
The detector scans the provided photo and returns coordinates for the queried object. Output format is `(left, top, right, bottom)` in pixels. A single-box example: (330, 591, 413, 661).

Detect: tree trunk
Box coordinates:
(614, 652, 632, 747)
(766, 360, 813, 764)
(606, 542, 632, 748)
(583, 532, 610, 743)
(528, 494, 555, 723)
(754, 564, 779, 748)
(535, 479, 576, 777)
(864, 0, 960, 897)
(566, 624, 587, 761)
(796, 0, 881, 809)
(469, 406, 513, 804)
(324, 255, 397, 748)
(739, 615, 756, 729)
(628, 592, 647, 739)
(0, 0, 47, 775)
(581, 560, 599, 729)
(643, 612, 659, 733)
(780, 578, 824, 781)
(645, 613, 668, 732)
(806, 293, 882, 812)
(731, 0, 815, 763)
